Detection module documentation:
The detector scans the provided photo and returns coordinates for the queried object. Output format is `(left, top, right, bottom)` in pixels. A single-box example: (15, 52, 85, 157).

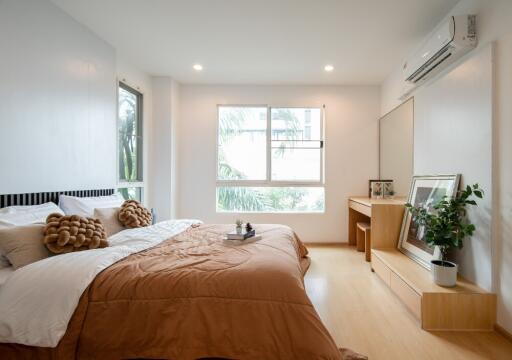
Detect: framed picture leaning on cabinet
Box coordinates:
(397, 174, 460, 268)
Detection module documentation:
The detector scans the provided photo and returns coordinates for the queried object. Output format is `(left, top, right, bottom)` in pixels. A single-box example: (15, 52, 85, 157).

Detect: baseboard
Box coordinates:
(495, 324, 512, 343)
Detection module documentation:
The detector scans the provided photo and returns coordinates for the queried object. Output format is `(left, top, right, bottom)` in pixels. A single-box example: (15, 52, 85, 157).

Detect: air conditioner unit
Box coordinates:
(400, 15, 477, 99)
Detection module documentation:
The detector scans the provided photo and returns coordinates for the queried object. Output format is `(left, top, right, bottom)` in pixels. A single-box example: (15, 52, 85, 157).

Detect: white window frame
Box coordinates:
(116, 80, 145, 203)
(216, 104, 325, 189)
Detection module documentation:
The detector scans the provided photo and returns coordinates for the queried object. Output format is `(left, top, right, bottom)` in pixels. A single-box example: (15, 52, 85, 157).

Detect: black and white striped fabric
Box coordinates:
(0, 189, 115, 208)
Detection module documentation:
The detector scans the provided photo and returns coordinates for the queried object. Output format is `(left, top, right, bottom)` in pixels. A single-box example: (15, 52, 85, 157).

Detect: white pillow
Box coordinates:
(0, 207, 13, 215)
(59, 194, 125, 217)
(0, 202, 64, 226)
(0, 202, 64, 268)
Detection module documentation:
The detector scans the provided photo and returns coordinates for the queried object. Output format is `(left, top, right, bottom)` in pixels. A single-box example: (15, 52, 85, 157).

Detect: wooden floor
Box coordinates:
(304, 245, 512, 360)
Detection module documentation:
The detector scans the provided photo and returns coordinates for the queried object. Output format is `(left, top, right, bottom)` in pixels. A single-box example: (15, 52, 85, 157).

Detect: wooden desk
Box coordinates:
(348, 197, 405, 249)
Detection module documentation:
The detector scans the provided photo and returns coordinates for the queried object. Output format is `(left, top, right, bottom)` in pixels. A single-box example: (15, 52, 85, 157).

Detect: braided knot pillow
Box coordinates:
(44, 213, 108, 254)
(118, 200, 152, 228)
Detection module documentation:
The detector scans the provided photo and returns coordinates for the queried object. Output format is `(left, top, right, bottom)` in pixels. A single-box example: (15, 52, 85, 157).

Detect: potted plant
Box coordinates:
(235, 219, 244, 234)
(405, 183, 483, 287)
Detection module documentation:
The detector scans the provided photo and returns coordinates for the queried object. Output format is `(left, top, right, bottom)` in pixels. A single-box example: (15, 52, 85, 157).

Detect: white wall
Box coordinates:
(0, 0, 171, 218)
(0, 0, 116, 194)
(150, 77, 180, 220)
(415, 45, 493, 290)
(177, 85, 380, 243)
(379, 0, 512, 333)
(170, 80, 180, 218)
(494, 30, 512, 335)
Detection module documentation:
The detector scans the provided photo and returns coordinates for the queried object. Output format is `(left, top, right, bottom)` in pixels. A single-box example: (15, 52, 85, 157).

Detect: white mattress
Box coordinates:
(0, 267, 14, 286)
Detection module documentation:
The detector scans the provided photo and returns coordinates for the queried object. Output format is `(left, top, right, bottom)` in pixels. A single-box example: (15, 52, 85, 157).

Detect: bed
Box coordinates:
(0, 190, 365, 360)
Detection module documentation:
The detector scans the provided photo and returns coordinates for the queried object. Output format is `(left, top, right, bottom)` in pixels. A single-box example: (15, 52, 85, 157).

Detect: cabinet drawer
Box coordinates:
(390, 272, 421, 319)
(372, 255, 390, 286)
(349, 200, 371, 217)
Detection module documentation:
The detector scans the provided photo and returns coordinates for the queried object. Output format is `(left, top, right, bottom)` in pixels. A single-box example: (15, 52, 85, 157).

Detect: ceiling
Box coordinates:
(51, 0, 459, 85)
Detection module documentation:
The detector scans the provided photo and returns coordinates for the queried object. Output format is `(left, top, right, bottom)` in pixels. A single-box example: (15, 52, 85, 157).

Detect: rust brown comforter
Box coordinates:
(0, 224, 364, 360)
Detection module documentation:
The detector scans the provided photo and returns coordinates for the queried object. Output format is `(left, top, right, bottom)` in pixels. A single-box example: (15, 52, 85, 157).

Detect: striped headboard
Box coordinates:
(0, 189, 116, 208)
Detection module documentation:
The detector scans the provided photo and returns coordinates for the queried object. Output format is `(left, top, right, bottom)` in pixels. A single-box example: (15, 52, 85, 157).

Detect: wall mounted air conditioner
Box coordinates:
(400, 15, 477, 99)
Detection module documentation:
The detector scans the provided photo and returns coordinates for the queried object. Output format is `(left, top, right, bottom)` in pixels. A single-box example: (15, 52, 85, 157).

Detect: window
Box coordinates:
(271, 108, 323, 181)
(217, 106, 324, 213)
(118, 82, 143, 201)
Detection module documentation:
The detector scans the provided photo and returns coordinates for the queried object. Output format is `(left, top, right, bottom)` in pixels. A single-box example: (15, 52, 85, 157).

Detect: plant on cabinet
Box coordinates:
(405, 183, 484, 287)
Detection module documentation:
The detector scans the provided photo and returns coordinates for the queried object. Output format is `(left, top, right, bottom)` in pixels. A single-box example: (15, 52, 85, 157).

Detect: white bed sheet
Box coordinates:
(0, 219, 200, 347)
(0, 267, 14, 286)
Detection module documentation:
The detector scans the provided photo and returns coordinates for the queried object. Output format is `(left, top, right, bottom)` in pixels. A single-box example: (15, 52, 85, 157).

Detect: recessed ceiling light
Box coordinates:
(193, 64, 203, 71)
(324, 64, 334, 72)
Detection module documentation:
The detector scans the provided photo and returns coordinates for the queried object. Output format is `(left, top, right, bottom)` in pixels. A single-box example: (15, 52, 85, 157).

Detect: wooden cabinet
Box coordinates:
(390, 272, 422, 319)
(372, 255, 391, 286)
(372, 248, 496, 331)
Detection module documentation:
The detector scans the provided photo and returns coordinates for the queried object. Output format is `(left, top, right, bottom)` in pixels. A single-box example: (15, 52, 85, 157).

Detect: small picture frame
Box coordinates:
(369, 179, 393, 199)
(382, 181, 394, 198)
(371, 181, 383, 199)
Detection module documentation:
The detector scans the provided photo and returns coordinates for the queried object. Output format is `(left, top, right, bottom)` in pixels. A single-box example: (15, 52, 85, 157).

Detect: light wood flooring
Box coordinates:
(304, 245, 512, 360)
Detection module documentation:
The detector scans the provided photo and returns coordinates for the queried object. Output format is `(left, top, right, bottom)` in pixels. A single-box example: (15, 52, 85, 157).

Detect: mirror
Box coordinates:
(379, 98, 414, 196)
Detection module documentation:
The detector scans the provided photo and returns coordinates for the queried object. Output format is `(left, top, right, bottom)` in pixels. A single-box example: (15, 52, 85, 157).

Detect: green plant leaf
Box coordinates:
(405, 183, 483, 253)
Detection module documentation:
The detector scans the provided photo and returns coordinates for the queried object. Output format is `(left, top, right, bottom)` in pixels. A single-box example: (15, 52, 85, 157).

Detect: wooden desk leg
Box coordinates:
(348, 208, 356, 245)
(365, 229, 371, 262)
(356, 227, 365, 252)
(348, 207, 370, 246)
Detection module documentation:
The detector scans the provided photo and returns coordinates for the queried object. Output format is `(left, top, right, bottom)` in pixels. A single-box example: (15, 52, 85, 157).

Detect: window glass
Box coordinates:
(217, 187, 324, 213)
(218, 106, 267, 180)
(118, 187, 142, 202)
(118, 84, 142, 182)
(271, 108, 322, 181)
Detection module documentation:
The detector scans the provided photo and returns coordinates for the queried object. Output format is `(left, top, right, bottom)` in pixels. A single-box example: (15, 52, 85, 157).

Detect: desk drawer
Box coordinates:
(372, 255, 390, 286)
(349, 200, 371, 217)
(390, 272, 421, 319)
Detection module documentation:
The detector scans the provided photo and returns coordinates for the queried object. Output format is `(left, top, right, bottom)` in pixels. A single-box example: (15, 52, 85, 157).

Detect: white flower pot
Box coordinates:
(431, 260, 458, 287)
